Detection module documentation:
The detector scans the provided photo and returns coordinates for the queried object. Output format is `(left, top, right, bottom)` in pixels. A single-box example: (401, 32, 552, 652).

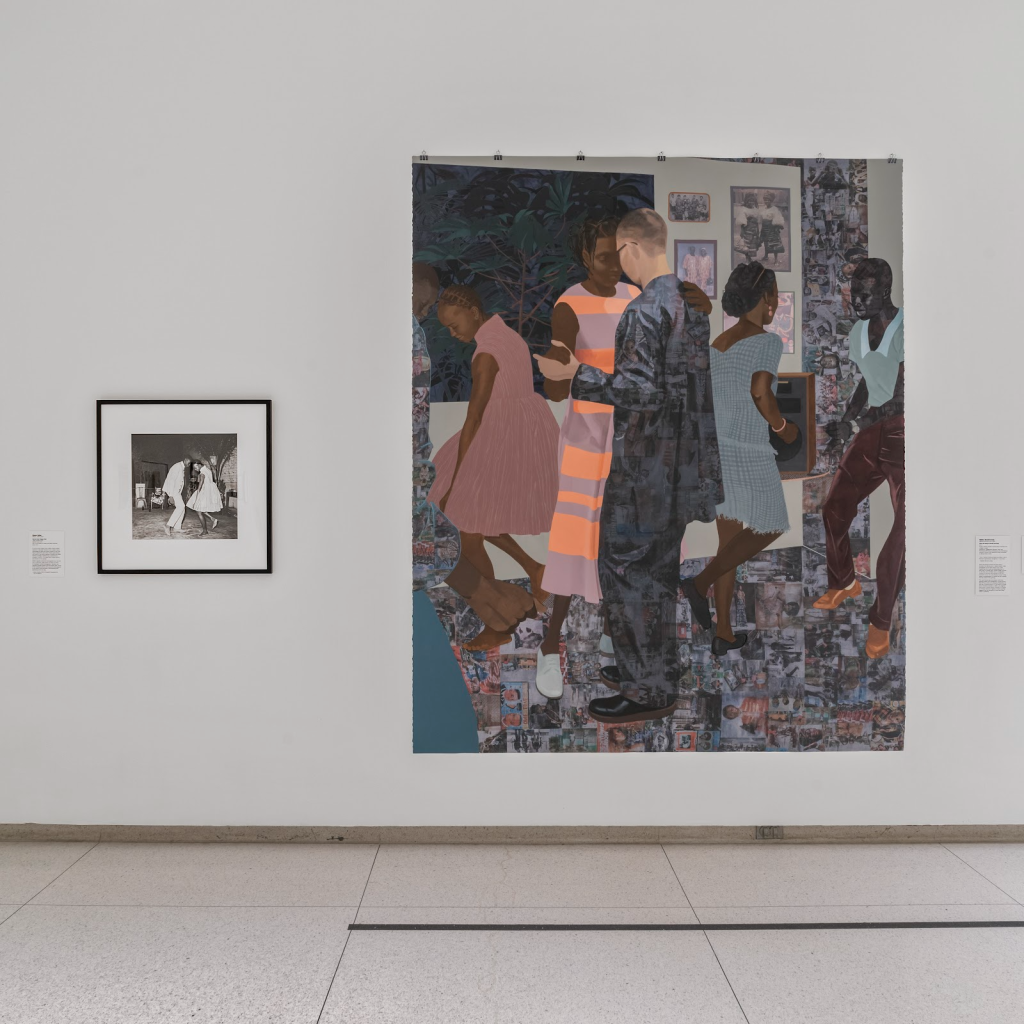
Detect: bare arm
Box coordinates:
(751, 371, 798, 443)
(441, 353, 499, 504)
(544, 302, 579, 402)
(751, 371, 784, 427)
(841, 378, 870, 423)
(827, 362, 904, 444)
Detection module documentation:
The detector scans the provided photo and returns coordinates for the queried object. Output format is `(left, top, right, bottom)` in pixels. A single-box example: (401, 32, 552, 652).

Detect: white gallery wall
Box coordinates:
(1, 0, 1022, 827)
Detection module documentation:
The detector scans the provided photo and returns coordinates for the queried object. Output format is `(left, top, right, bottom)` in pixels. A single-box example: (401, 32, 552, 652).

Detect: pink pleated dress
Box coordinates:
(429, 315, 559, 536)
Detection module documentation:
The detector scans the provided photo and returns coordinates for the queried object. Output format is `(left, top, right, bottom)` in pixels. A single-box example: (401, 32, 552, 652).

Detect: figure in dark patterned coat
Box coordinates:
(537, 209, 723, 724)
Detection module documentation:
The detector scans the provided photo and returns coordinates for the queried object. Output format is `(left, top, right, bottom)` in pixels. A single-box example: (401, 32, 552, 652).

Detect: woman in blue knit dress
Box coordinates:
(680, 262, 800, 656)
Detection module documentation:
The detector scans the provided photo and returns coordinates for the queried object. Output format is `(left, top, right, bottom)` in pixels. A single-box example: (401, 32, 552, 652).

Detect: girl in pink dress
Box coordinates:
(429, 285, 559, 648)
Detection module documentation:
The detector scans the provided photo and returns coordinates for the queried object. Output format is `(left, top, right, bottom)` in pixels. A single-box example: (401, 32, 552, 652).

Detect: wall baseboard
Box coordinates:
(1, 824, 1022, 844)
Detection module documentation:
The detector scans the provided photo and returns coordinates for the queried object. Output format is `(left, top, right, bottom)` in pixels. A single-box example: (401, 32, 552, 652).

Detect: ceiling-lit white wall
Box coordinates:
(1, 0, 1021, 826)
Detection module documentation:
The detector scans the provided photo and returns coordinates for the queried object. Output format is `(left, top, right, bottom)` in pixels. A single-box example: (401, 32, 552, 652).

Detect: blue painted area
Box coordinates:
(412, 589, 477, 753)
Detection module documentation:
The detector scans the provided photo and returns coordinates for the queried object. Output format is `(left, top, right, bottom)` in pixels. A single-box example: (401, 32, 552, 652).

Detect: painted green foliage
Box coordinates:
(413, 163, 654, 401)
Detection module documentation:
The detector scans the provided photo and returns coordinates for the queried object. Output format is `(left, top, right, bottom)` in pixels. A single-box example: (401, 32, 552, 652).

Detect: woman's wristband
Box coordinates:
(771, 418, 787, 434)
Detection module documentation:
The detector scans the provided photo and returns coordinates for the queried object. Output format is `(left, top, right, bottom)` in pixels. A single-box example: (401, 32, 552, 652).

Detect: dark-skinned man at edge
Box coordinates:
(812, 257, 904, 659)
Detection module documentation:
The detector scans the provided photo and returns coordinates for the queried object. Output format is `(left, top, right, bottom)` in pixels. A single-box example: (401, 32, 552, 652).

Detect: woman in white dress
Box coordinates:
(185, 458, 222, 536)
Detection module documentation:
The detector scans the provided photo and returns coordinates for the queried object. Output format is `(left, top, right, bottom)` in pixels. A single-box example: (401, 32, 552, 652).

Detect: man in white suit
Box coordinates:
(162, 455, 191, 536)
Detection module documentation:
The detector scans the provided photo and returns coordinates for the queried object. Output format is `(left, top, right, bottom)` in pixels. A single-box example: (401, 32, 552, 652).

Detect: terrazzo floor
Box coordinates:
(1, 840, 1023, 1022)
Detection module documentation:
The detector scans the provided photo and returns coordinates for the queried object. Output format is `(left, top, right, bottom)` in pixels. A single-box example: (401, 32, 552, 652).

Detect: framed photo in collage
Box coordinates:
(674, 239, 717, 299)
(668, 191, 710, 222)
(730, 185, 792, 272)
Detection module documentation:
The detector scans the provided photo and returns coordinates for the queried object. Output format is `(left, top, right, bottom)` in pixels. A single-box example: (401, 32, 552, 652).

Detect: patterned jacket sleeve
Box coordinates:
(570, 306, 665, 412)
(684, 306, 726, 520)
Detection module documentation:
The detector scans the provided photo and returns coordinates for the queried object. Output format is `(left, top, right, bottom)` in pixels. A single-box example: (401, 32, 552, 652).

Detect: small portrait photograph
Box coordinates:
(674, 730, 697, 751)
(724, 291, 796, 354)
(513, 618, 544, 651)
(668, 191, 710, 223)
(720, 695, 768, 739)
(755, 582, 804, 630)
(674, 239, 717, 298)
(97, 400, 271, 573)
(730, 186, 792, 272)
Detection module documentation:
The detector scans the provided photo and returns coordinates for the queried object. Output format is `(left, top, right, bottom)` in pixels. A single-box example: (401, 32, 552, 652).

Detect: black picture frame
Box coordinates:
(96, 399, 273, 574)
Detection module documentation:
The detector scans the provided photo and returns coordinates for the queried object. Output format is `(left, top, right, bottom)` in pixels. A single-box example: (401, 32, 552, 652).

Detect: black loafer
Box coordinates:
(599, 665, 622, 690)
(682, 577, 713, 630)
(712, 632, 748, 657)
(588, 694, 677, 723)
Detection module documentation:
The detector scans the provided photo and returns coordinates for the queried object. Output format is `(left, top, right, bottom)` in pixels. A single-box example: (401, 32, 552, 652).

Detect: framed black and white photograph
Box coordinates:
(674, 239, 717, 298)
(97, 400, 272, 573)
(668, 191, 710, 223)
(730, 186, 792, 271)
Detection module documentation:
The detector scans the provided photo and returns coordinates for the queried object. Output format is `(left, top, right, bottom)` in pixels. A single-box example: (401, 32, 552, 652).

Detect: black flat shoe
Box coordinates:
(682, 577, 713, 630)
(712, 632, 748, 657)
(588, 694, 677, 723)
(599, 665, 622, 690)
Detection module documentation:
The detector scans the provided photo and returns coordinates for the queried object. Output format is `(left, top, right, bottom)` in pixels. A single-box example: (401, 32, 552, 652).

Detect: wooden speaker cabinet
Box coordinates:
(775, 372, 816, 479)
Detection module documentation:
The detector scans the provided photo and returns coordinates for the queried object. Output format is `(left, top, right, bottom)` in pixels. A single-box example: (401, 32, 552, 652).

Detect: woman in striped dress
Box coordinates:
(534, 218, 638, 698)
(535, 219, 715, 698)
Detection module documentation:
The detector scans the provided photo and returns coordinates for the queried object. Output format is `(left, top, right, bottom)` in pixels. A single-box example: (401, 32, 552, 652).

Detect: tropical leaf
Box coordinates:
(413, 241, 467, 262)
(545, 175, 574, 217)
(414, 162, 654, 395)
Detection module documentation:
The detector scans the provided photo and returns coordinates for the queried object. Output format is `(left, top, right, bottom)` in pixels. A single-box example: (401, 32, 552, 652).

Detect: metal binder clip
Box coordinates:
(419, 150, 428, 162)
(752, 153, 762, 163)
(887, 153, 897, 164)
(657, 151, 666, 162)
(494, 150, 502, 161)
(576, 150, 585, 161)
(816, 153, 824, 164)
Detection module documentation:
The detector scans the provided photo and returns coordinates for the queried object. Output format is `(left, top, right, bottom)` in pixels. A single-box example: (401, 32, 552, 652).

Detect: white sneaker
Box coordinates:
(536, 652, 564, 699)
(599, 633, 615, 656)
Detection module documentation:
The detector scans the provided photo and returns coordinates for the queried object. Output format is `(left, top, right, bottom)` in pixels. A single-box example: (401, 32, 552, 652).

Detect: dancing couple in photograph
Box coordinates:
(163, 454, 222, 537)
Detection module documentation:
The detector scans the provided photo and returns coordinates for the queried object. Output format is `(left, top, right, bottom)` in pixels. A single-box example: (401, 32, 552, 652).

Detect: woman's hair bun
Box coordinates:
(721, 261, 776, 318)
(721, 290, 750, 317)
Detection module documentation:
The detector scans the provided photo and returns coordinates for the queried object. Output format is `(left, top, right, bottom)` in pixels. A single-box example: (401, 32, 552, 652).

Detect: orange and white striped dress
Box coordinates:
(541, 281, 639, 604)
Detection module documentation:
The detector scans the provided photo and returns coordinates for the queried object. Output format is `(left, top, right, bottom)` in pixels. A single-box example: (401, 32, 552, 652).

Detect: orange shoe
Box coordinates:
(865, 623, 890, 659)
(812, 579, 862, 610)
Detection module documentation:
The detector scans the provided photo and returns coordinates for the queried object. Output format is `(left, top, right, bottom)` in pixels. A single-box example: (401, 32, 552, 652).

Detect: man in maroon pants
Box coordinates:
(813, 258, 904, 659)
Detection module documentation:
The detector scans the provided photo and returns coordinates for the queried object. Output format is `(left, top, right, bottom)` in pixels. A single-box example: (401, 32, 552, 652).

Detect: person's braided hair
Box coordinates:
(437, 284, 485, 313)
(568, 216, 620, 268)
(721, 261, 777, 318)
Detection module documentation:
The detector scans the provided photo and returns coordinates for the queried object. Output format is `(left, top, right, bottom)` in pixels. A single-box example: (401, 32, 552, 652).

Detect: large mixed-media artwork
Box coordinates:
(412, 157, 904, 754)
